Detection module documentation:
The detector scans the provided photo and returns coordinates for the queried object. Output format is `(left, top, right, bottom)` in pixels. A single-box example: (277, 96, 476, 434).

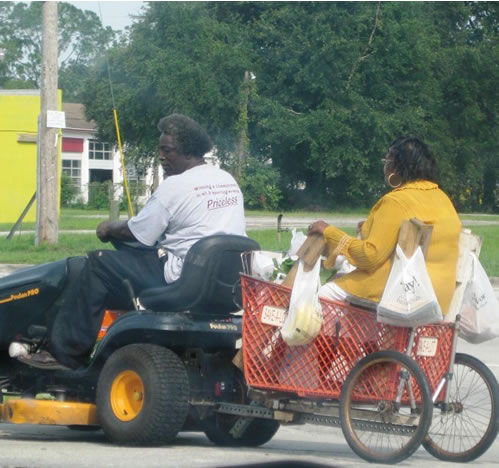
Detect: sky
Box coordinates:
(69, 1, 145, 31)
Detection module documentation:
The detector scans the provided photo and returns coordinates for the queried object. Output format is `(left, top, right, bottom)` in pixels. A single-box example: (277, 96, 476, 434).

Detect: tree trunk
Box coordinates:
(235, 70, 251, 181)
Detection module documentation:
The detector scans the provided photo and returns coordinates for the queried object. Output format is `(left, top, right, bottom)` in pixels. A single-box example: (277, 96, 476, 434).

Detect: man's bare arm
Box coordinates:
(96, 221, 137, 243)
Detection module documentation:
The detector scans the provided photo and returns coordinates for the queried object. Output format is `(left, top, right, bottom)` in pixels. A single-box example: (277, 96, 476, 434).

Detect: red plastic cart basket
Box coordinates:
(241, 274, 455, 400)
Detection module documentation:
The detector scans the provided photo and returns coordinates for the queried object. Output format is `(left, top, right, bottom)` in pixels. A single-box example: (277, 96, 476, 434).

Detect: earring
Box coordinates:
(387, 173, 402, 188)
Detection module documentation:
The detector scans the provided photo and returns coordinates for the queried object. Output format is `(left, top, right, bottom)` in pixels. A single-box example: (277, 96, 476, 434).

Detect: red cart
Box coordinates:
(239, 274, 498, 464)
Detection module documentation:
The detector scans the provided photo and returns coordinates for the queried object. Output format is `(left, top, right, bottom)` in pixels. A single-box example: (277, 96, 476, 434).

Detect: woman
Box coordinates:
(309, 136, 461, 315)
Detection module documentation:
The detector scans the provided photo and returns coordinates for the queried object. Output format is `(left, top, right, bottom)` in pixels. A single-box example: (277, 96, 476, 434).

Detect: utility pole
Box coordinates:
(36, 1, 59, 245)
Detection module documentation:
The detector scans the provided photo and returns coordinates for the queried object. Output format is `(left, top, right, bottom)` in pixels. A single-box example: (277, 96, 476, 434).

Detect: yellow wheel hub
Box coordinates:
(110, 370, 145, 421)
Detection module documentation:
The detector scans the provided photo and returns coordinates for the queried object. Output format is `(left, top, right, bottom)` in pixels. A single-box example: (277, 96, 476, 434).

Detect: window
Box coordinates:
(62, 159, 81, 186)
(62, 137, 84, 152)
(89, 140, 112, 160)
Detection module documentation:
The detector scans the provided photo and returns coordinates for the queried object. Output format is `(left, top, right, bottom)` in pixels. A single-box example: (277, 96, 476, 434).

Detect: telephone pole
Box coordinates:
(36, 1, 59, 245)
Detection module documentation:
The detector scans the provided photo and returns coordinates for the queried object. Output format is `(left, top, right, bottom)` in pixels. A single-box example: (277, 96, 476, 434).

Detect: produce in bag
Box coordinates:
(281, 258, 323, 346)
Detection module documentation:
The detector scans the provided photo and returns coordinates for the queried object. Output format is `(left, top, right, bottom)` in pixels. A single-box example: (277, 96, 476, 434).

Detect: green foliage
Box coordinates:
(0, 1, 115, 100)
(60, 174, 79, 207)
(87, 181, 112, 210)
(119, 181, 148, 212)
(239, 157, 282, 210)
(82, 2, 250, 161)
(74, 2, 497, 212)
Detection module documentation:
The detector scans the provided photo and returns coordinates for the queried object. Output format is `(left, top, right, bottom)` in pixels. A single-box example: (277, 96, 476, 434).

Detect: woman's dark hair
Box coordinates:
(157, 114, 213, 158)
(388, 136, 438, 184)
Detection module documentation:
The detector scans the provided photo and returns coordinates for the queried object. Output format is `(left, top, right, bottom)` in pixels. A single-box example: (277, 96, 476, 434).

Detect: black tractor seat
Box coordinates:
(138, 234, 260, 314)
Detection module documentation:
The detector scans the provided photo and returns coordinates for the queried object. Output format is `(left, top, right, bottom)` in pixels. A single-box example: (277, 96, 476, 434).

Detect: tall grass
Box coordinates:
(469, 226, 499, 277)
(0, 234, 104, 264)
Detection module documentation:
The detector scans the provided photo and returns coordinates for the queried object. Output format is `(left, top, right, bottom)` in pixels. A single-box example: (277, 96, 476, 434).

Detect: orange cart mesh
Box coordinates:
(241, 274, 455, 401)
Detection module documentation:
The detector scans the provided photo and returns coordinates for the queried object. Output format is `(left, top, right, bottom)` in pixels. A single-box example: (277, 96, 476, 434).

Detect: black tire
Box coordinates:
(202, 372, 280, 447)
(340, 350, 433, 464)
(423, 352, 499, 462)
(96, 343, 189, 446)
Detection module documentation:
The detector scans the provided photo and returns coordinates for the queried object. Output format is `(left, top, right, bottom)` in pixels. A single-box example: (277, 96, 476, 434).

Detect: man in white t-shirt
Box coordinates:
(20, 114, 246, 370)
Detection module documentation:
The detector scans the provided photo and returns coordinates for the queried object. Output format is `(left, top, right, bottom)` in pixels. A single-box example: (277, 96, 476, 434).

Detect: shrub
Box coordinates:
(60, 174, 79, 207)
(239, 157, 282, 210)
(87, 181, 113, 210)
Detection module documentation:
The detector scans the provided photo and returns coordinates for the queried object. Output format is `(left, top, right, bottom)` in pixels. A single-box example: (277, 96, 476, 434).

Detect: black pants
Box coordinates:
(49, 248, 166, 369)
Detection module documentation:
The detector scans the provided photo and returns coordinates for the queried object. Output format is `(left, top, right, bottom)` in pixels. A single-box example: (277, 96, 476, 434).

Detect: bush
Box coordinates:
(239, 157, 282, 210)
(119, 181, 148, 212)
(60, 174, 79, 207)
(88, 181, 113, 210)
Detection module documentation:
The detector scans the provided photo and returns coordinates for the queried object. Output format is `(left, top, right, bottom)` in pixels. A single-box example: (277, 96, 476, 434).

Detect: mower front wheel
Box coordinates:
(96, 343, 189, 446)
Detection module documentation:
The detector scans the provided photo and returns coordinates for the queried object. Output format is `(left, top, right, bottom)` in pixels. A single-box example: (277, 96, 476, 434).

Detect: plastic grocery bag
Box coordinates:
(459, 253, 499, 344)
(288, 228, 307, 258)
(281, 258, 323, 346)
(251, 251, 282, 281)
(377, 245, 442, 327)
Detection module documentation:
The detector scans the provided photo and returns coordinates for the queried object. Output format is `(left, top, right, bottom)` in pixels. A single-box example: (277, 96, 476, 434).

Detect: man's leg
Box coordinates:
(49, 248, 165, 369)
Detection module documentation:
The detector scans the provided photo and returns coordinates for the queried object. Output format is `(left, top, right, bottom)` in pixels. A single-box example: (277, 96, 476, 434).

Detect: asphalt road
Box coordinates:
(0, 334, 498, 468)
(0, 328, 497, 468)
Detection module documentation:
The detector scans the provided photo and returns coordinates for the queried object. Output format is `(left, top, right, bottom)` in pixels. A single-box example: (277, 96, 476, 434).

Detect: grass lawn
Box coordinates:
(1, 208, 498, 276)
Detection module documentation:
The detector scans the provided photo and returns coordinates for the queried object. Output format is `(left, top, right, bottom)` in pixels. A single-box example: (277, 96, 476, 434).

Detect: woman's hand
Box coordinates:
(357, 220, 365, 236)
(307, 220, 330, 236)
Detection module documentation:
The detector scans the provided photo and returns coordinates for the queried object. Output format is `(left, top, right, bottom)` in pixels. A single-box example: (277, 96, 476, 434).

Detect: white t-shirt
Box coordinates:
(128, 164, 246, 283)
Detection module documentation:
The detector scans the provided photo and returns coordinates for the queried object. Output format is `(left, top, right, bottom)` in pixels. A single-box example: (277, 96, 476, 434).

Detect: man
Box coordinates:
(20, 114, 246, 369)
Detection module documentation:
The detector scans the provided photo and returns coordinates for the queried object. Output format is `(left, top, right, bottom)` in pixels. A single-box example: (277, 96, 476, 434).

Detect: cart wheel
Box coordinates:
(96, 344, 189, 446)
(202, 373, 280, 447)
(423, 353, 499, 462)
(340, 350, 432, 464)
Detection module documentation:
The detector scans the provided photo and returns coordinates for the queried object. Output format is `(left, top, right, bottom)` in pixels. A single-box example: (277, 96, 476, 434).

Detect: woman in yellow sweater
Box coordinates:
(309, 136, 461, 315)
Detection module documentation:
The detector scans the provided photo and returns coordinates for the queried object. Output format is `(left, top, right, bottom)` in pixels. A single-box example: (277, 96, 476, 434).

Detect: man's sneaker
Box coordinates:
(16, 350, 69, 371)
(8, 342, 32, 358)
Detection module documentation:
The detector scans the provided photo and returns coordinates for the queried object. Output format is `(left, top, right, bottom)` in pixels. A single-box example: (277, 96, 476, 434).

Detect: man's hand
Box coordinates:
(96, 221, 113, 242)
(96, 221, 136, 243)
(307, 220, 330, 236)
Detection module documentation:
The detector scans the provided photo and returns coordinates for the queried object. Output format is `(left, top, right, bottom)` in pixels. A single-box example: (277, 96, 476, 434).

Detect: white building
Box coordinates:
(61, 103, 152, 204)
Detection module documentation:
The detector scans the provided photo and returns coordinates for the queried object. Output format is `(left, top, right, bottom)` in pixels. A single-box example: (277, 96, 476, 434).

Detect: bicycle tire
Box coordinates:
(340, 350, 433, 464)
(423, 352, 499, 462)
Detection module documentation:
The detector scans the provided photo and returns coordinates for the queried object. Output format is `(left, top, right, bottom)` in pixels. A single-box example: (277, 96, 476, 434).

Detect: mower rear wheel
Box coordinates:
(202, 373, 280, 447)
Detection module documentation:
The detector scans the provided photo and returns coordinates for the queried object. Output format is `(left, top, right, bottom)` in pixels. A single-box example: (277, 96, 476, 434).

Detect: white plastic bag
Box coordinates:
(377, 245, 442, 327)
(288, 228, 307, 259)
(334, 254, 356, 277)
(251, 251, 284, 281)
(281, 258, 323, 346)
(459, 253, 499, 344)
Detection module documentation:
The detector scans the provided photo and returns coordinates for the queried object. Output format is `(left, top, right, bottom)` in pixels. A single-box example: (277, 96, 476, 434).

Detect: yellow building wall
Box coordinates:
(0, 91, 62, 224)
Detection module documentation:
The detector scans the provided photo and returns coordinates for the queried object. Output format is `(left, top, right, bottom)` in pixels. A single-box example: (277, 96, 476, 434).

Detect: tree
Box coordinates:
(0, 1, 115, 100)
(82, 2, 252, 171)
(429, 2, 498, 212)
(81, 1, 498, 211)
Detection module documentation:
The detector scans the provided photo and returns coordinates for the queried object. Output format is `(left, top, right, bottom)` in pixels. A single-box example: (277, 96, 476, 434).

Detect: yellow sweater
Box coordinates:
(323, 180, 461, 314)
